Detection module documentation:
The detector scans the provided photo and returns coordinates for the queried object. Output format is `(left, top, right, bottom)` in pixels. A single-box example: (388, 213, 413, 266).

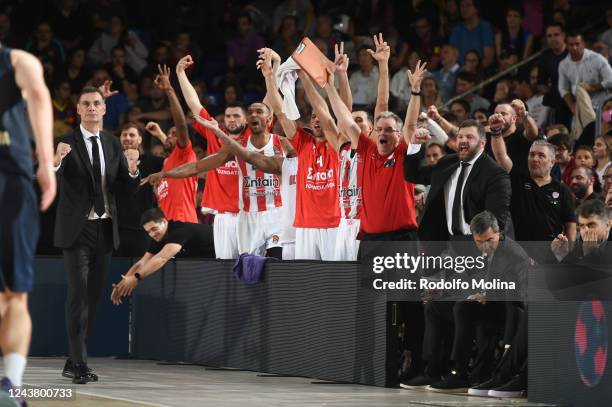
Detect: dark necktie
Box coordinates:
(451, 162, 470, 235)
(90, 136, 105, 217)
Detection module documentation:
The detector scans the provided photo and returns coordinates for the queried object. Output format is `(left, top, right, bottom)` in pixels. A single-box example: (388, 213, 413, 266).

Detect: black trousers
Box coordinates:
(63, 219, 113, 365)
(423, 301, 505, 380)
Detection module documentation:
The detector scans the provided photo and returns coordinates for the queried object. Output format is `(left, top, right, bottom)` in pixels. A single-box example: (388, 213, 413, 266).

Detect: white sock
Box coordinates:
(3, 353, 26, 387)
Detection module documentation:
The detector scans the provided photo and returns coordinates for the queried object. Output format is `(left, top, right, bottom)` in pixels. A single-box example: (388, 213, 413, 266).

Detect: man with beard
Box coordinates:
(404, 117, 510, 241)
(150, 65, 197, 224)
(570, 166, 603, 205)
(175, 55, 248, 259)
(491, 136, 576, 262)
(114, 122, 165, 257)
(485, 101, 539, 177)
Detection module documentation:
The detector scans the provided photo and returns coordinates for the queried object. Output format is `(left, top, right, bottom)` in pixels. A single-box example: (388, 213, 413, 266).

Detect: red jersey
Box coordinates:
(192, 107, 247, 214)
(356, 133, 417, 234)
(157, 140, 198, 223)
(238, 134, 284, 212)
(290, 128, 340, 228)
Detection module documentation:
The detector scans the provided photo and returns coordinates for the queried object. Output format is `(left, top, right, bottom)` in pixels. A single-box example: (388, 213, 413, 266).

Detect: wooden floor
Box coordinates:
(3, 357, 555, 407)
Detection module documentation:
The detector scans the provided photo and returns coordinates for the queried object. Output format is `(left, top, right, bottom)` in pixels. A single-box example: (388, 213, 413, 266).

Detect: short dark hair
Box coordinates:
(566, 31, 583, 40)
(506, 5, 524, 18)
(458, 118, 486, 139)
(470, 210, 500, 234)
(457, 70, 478, 84)
(426, 142, 445, 152)
(237, 12, 252, 24)
(225, 102, 246, 114)
(572, 165, 595, 180)
(545, 22, 565, 33)
(78, 86, 105, 102)
(119, 122, 142, 136)
(450, 99, 471, 114)
(575, 199, 611, 221)
(140, 208, 166, 226)
(547, 131, 574, 151)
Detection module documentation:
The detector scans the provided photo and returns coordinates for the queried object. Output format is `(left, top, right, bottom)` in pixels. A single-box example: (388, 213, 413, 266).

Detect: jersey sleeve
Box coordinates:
(191, 107, 215, 143)
(356, 132, 373, 157)
(290, 127, 308, 152)
(172, 139, 195, 163)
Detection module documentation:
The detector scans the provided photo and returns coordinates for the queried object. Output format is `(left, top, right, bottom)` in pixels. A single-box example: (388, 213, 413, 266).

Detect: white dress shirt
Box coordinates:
(80, 125, 111, 220)
(558, 48, 612, 107)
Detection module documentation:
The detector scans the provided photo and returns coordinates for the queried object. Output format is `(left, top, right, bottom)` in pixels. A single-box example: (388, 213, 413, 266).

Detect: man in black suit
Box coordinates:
(53, 85, 140, 384)
(404, 119, 511, 241)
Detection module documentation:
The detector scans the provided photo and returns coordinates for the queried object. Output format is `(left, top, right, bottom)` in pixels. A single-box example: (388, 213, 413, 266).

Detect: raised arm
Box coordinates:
(325, 70, 361, 149)
(402, 60, 427, 145)
(12, 49, 56, 211)
(259, 49, 297, 139)
(427, 105, 458, 137)
(176, 55, 203, 117)
(298, 70, 347, 151)
(511, 99, 539, 141)
(195, 115, 283, 175)
(367, 33, 390, 119)
(489, 113, 513, 173)
(154, 64, 189, 148)
(334, 42, 352, 111)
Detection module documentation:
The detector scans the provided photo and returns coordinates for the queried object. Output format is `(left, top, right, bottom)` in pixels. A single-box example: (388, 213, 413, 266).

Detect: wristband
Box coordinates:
(411, 91, 422, 96)
(134, 272, 142, 281)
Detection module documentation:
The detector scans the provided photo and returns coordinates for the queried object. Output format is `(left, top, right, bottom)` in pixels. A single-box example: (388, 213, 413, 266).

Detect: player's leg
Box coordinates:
(295, 228, 320, 260)
(320, 227, 339, 261)
(213, 213, 239, 259)
(0, 290, 30, 387)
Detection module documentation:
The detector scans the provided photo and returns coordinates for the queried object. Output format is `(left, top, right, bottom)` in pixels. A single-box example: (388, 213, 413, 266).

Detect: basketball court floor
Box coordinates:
(2, 357, 556, 407)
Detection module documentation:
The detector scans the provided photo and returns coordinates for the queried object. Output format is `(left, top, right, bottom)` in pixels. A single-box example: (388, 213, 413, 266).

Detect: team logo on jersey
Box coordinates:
(340, 186, 362, 198)
(552, 192, 560, 199)
(306, 168, 334, 181)
(383, 158, 396, 167)
(243, 176, 280, 188)
(0, 131, 10, 146)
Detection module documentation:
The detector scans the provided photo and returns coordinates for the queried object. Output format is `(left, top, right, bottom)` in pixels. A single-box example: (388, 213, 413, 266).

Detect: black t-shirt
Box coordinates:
(510, 168, 576, 242)
(485, 128, 532, 177)
(537, 49, 569, 109)
(117, 153, 165, 231)
(147, 221, 215, 258)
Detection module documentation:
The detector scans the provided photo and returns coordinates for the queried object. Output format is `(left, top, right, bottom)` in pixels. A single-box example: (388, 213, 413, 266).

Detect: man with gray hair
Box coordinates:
(491, 135, 576, 262)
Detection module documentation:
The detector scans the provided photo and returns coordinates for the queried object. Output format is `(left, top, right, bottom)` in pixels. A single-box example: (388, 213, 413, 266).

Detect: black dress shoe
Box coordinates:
(63, 359, 98, 382)
(72, 363, 89, 385)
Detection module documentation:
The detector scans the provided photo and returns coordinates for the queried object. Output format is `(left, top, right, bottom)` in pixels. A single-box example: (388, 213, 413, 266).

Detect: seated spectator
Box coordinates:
(461, 49, 481, 75)
(407, 15, 444, 65)
(49, 0, 88, 51)
(136, 81, 172, 131)
(472, 108, 488, 127)
(143, 43, 171, 78)
(273, 15, 301, 61)
(351, 46, 380, 111)
(495, 6, 534, 61)
(455, 71, 490, 112)
(430, 44, 460, 102)
(88, 68, 131, 131)
(449, 99, 471, 123)
(150, 141, 166, 158)
(171, 32, 203, 71)
(272, 0, 315, 35)
(575, 145, 596, 169)
(313, 14, 341, 60)
(227, 13, 265, 92)
(105, 46, 138, 93)
(548, 130, 575, 185)
(390, 51, 421, 112)
(603, 165, 612, 197)
(570, 166, 603, 204)
(0, 12, 19, 48)
(598, 7, 612, 51)
(492, 79, 513, 108)
(26, 22, 66, 83)
(421, 78, 443, 109)
(593, 41, 612, 67)
(52, 80, 77, 137)
(88, 14, 148, 74)
(558, 32, 612, 113)
(594, 134, 612, 185)
(63, 47, 90, 95)
(450, 0, 495, 69)
(425, 142, 446, 166)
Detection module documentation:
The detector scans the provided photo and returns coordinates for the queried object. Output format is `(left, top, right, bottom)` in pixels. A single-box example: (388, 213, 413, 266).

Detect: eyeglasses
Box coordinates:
(375, 127, 400, 133)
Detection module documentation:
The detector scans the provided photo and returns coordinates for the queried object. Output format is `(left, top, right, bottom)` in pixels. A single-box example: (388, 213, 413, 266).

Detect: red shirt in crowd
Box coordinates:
(356, 133, 417, 234)
(290, 127, 340, 228)
(157, 140, 198, 223)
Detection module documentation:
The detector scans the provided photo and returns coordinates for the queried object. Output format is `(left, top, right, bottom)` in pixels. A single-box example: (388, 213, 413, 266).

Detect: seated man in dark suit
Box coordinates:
(404, 119, 511, 241)
(111, 208, 214, 305)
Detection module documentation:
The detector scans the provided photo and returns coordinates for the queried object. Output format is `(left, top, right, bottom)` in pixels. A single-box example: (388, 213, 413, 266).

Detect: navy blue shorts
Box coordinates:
(0, 173, 39, 292)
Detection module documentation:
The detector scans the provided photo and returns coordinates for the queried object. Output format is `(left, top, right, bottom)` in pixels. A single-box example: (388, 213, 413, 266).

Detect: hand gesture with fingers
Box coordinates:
(334, 42, 349, 73)
(367, 33, 390, 64)
(257, 48, 274, 78)
(488, 113, 506, 134)
(154, 64, 172, 92)
(176, 55, 194, 74)
(411, 127, 431, 145)
(551, 233, 570, 259)
(427, 105, 441, 122)
(407, 60, 427, 93)
(141, 171, 164, 188)
(98, 80, 118, 99)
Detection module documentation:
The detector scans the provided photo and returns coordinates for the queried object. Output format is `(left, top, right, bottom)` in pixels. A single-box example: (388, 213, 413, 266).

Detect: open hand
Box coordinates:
(98, 80, 118, 99)
(406, 60, 427, 92)
(367, 33, 390, 64)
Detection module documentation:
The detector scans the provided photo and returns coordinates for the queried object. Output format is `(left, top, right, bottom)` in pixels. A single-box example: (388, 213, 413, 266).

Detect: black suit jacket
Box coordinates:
(404, 146, 511, 241)
(53, 128, 140, 249)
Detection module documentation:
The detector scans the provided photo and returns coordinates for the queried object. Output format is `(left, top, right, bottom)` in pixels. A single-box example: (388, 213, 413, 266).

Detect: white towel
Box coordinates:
(276, 57, 301, 120)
